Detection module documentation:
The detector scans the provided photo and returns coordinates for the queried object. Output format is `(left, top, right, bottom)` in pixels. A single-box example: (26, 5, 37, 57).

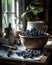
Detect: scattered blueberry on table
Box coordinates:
(16, 49, 45, 59)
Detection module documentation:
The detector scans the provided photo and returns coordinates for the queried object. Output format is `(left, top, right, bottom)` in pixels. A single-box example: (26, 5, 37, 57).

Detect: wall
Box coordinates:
(0, 0, 2, 31)
(48, 0, 52, 31)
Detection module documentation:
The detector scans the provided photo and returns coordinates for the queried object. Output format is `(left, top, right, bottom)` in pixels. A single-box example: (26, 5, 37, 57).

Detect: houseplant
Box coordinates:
(21, 5, 43, 21)
(21, 2, 47, 31)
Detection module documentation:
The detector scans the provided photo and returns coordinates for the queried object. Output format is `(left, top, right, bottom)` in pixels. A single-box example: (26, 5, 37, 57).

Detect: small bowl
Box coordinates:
(19, 33, 49, 50)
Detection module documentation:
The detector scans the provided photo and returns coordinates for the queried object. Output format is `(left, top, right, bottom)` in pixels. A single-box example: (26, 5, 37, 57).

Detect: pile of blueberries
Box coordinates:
(16, 49, 45, 59)
(22, 28, 46, 37)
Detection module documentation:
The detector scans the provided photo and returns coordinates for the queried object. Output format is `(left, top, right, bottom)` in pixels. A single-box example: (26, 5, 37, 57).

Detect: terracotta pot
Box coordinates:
(19, 33, 49, 50)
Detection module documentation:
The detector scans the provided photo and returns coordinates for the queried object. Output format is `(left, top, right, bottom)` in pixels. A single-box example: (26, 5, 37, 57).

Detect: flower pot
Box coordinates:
(27, 21, 48, 32)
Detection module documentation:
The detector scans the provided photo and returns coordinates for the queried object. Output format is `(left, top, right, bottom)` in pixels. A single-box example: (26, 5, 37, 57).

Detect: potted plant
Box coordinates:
(21, 5, 43, 21)
(21, 1, 47, 31)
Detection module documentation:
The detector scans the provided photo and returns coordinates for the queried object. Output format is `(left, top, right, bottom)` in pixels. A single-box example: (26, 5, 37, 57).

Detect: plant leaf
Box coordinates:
(25, 14, 30, 21)
(21, 11, 27, 18)
(32, 9, 38, 15)
(38, 8, 43, 13)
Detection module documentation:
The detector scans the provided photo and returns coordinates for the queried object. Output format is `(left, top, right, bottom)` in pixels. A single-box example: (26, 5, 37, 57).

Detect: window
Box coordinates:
(2, 0, 24, 33)
(2, 0, 15, 32)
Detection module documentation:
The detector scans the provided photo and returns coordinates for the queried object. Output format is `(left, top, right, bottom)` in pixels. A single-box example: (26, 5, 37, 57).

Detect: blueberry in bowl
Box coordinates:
(19, 28, 49, 50)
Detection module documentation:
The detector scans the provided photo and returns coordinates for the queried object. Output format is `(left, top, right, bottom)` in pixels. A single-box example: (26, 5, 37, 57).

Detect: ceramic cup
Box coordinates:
(27, 21, 48, 32)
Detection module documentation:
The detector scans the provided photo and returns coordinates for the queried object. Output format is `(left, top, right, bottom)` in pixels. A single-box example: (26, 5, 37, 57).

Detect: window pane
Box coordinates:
(2, 14, 6, 32)
(7, 14, 15, 29)
(2, 0, 6, 11)
(2, 14, 8, 32)
(8, 0, 15, 12)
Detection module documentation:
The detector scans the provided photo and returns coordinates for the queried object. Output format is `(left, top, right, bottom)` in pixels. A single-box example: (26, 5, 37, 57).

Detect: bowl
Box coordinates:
(19, 33, 49, 50)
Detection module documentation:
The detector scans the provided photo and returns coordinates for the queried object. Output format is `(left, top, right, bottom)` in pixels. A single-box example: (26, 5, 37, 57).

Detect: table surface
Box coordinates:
(0, 40, 51, 65)
(0, 49, 50, 64)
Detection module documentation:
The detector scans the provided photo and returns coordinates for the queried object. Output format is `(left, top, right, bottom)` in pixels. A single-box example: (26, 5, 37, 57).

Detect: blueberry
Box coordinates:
(40, 50, 45, 55)
(7, 51, 12, 57)
(23, 54, 28, 59)
(7, 53, 11, 57)
(28, 54, 33, 58)
(16, 52, 22, 56)
(34, 54, 39, 57)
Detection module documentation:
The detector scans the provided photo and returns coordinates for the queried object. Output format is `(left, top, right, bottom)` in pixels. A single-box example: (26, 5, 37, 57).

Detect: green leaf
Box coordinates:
(32, 9, 38, 15)
(21, 11, 27, 18)
(21, 3, 44, 21)
(25, 14, 30, 21)
(30, 5, 35, 10)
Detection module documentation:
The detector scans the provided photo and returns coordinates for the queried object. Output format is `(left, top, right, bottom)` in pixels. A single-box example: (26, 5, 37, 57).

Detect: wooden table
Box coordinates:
(0, 54, 50, 65)
(0, 40, 52, 65)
